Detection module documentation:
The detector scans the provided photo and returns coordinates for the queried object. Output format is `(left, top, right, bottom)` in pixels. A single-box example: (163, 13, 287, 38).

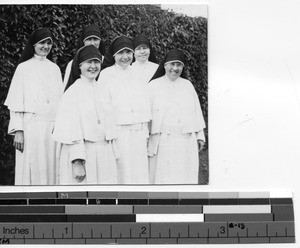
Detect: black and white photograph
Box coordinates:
(1, 1, 300, 246)
(0, 4, 208, 186)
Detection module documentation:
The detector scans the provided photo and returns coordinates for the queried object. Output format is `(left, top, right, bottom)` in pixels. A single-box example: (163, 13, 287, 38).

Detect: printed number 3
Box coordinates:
(220, 226, 226, 234)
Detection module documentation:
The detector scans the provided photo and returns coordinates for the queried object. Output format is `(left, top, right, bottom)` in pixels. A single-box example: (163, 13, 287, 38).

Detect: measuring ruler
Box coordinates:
(0, 191, 295, 244)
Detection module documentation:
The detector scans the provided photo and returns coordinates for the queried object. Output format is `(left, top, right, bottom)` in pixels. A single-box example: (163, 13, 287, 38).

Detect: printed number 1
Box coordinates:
(65, 227, 68, 234)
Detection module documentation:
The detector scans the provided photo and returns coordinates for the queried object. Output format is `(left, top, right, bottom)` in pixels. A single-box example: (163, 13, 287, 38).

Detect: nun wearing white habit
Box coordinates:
(4, 27, 63, 185)
(63, 23, 106, 88)
(147, 50, 206, 184)
(53, 45, 118, 184)
(131, 34, 159, 84)
(98, 36, 151, 184)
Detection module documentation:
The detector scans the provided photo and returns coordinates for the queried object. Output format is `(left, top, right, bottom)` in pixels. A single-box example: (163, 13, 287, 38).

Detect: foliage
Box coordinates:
(0, 4, 208, 185)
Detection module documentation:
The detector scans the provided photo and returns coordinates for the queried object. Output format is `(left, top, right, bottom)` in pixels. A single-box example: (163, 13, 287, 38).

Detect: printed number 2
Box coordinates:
(140, 227, 147, 235)
(220, 226, 226, 234)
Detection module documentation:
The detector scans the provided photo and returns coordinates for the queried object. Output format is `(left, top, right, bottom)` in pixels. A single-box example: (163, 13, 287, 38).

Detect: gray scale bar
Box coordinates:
(65, 205, 133, 214)
(0, 206, 65, 213)
(134, 205, 203, 214)
(148, 192, 179, 199)
(57, 192, 87, 199)
(118, 192, 149, 199)
(274, 214, 294, 221)
(205, 213, 273, 222)
(88, 192, 118, 198)
(272, 204, 294, 214)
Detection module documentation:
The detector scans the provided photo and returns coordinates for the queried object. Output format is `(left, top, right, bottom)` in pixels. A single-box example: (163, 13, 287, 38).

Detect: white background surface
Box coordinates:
(1, 0, 300, 247)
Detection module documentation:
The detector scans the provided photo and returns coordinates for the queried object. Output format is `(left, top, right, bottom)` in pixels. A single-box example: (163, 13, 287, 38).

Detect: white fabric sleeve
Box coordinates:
(8, 111, 24, 135)
(196, 130, 206, 142)
(68, 140, 86, 162)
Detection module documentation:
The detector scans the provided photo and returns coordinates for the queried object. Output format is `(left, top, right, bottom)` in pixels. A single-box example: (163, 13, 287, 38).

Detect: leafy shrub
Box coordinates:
(0, 4, 208, 185)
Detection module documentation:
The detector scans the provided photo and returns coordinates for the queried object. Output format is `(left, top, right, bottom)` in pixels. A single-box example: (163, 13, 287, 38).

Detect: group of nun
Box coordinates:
(4, 24, 206, 185)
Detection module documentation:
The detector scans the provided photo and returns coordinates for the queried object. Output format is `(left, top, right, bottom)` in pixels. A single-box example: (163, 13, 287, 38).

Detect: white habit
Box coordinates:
(52, 76, 118, 185)
(4, 55, 63, 185)
(131, 61, 158, 84)
(147, 75, 206, 184)
(63, 55, 105, 89)
(98, 64, 151, 184)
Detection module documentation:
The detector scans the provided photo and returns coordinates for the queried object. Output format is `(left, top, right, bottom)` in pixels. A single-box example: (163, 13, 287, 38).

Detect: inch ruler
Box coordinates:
(0, 191, 295, 244)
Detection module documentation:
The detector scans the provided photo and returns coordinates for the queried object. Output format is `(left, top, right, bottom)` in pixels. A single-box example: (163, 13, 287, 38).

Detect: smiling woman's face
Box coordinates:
(164, 61, 184, 81)
(114, 49, 133, 68)
(34, 38, 53, 57)
(79, 59, 101, 80)
(134, 45, 150, 63)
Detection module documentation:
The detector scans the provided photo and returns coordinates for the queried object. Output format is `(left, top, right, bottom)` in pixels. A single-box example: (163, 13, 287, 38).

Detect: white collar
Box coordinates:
(80, 75, 97, 85)
(34, 54, 47, 61)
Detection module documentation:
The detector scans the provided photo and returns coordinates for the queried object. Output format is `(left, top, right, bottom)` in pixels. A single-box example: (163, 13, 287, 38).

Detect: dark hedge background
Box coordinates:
(0, 4, 208, 185)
